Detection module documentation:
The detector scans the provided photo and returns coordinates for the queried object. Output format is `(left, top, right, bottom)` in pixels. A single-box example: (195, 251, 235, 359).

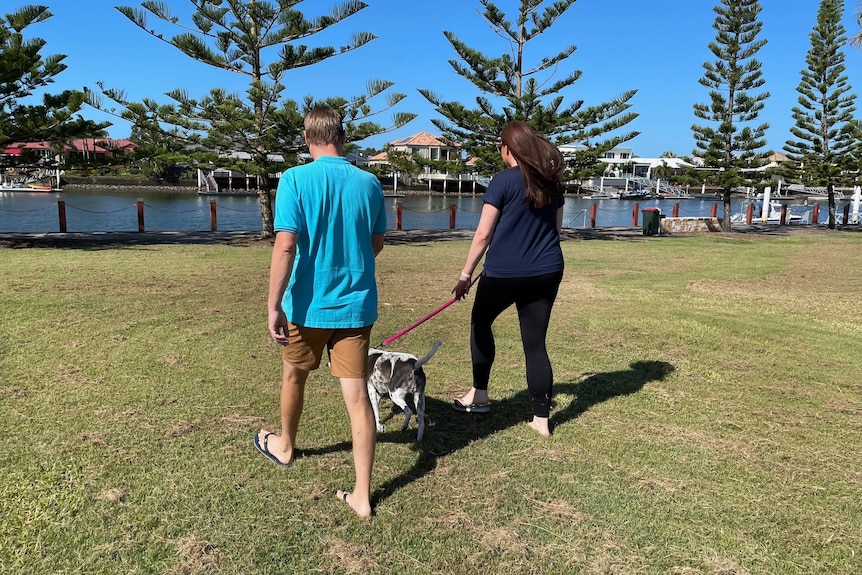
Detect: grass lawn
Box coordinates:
(1, 232, 861, 574)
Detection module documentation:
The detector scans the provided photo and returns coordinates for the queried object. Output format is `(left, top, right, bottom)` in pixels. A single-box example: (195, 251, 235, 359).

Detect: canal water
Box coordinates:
(0, 187, 821, 233)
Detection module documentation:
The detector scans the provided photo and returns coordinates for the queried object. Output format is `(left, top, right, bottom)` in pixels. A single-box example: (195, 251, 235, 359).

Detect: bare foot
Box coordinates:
(456, 387, 489, 406)
(528, 417, 551, 437)
(336, 490, 372, 518)
(254, 429, 294, 466)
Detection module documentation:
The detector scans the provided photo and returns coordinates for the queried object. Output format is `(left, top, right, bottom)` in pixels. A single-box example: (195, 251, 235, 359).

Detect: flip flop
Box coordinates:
(451, 398, 490, 413)
(253, 431, 294, 468)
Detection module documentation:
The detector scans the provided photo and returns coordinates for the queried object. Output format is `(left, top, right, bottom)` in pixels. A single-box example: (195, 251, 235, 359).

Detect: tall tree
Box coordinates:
(418, 0, 638, 181)
(89, 0, 415, 237)
(784, 0, 857, 229)
(692, 0, 770, 231)
(0, 5, 107, 164)
(850, 3, 862, 47)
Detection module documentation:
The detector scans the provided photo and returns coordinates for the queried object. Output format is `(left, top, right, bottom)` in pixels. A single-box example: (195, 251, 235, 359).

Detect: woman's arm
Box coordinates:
(453, 203, 500, 299)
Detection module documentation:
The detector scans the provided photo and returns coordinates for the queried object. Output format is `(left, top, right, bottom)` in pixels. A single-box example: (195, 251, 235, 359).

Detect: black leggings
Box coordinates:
(470, 271, 563, 418)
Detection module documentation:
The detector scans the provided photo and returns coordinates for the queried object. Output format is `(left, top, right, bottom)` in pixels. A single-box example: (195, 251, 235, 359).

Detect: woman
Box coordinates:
(451, 120, 565, 436)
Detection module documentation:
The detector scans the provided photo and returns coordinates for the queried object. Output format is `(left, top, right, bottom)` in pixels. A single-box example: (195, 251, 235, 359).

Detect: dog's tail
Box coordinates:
(414, 340, 442, 369)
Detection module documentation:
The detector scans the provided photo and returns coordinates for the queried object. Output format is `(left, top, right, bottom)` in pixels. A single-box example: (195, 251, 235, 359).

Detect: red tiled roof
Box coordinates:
(389, 131, 458, 148)
(6, 141, 53, 151)
(67, 139, 110, 153)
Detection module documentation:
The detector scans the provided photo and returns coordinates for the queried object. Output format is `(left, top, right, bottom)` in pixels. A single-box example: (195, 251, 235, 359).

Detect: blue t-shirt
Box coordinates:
(274, 156, 386, 328)
(482, 167, 564, 278)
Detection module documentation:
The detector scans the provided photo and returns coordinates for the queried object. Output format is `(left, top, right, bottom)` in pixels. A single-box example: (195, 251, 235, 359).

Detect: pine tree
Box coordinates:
(692, 0, 770, 231)
(90, 1, 415, 237)
(418, 0, 638, 181)
(784, 0, 858, 229)
(0, 6, 108, 164)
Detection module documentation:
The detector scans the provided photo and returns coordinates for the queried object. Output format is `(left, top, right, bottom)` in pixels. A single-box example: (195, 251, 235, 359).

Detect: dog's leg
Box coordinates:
(387, 389, 413, 433)
(367, 383, 385, 433)
(415, 391, 425, 442)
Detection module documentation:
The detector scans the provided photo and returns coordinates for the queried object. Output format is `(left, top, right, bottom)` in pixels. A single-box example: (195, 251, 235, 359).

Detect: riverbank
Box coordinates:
(2, 223, 858, 250)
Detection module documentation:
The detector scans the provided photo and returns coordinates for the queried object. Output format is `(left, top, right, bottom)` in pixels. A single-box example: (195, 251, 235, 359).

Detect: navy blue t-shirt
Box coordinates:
(482, 167, 564, 278)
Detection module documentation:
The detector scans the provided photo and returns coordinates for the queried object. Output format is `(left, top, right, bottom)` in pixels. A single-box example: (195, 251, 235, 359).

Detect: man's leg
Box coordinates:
(257, 361, 308, 465)
(336, 376, 375, 517)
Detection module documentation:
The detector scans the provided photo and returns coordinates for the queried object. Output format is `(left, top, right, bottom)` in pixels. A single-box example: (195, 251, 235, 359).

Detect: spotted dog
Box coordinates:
(366, 341, 441, 442)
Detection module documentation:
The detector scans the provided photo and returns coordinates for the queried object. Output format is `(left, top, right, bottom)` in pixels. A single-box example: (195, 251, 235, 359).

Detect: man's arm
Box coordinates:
(268, 231, 297, 345)
(372, 233, 384, 257)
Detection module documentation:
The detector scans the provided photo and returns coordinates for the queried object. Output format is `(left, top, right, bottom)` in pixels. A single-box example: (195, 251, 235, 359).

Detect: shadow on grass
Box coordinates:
(371, 359, 675, 506)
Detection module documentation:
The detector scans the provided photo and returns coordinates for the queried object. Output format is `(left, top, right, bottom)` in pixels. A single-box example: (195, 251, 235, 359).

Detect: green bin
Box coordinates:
(642, 208, 661, 236)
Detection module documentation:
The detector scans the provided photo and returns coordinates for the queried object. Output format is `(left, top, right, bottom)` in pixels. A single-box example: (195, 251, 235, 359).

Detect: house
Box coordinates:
(3, 138, 139, 163)
(387, 131, 461, 162)
(368, 131, 462, 168)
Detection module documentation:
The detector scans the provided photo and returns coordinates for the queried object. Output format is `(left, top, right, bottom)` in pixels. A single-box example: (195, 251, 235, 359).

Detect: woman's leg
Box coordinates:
(458, 276, 516, 405)
(515, 271, 563, 429)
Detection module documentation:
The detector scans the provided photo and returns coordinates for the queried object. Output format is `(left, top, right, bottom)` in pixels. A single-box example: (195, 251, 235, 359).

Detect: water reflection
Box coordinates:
(0, 187, 831, 233)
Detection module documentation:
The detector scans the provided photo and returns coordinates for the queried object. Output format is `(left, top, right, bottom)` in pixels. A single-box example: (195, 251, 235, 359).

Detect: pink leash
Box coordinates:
(380, 275, 479, 346)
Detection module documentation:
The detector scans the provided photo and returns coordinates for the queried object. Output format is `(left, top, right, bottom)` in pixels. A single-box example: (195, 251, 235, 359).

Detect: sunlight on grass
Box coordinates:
(2, 234, 862, 574)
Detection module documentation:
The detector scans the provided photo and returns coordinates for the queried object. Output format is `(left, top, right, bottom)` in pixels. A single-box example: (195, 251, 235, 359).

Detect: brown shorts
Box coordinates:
(281, 323, 373, 378)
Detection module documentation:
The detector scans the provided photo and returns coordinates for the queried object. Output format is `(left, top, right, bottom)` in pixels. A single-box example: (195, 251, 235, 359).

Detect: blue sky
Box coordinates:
(26, 0, 862, 158)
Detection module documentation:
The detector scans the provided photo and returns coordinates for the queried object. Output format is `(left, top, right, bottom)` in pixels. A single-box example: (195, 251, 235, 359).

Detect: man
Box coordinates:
(255, 106, 385, 518)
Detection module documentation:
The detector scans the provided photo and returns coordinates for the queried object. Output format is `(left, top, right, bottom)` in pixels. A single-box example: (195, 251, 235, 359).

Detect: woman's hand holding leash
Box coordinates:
(452, 271, 475, 301)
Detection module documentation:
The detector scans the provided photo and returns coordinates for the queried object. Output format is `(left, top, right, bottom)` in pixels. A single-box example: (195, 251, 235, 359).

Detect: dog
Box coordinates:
(366, 341, 441, 442)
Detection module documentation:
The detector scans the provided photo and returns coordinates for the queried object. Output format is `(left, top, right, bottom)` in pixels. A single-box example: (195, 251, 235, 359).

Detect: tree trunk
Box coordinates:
(722, 188, 732, 232)
(259, 189, 274, 238)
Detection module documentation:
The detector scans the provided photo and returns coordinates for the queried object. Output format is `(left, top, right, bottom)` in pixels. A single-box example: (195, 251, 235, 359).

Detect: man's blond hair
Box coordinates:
(304, 106, 345, 146)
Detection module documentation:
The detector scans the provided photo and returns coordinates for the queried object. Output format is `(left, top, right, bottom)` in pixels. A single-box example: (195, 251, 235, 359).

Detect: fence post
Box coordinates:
(396, 202, 403, 231)
(812, 204, 820, 225)
(672, 203, 680, 217)
(780, 204, 788, 225)
(710, 203, 718, 218)
(589, 204, 597, 228)
(449, 204, 457, 229)
(210, 200, 218, 231)
(58, 198, 67, 233)
(632, 202, 639, 226)
(137, 198, 145, 232)
(843, 203, 850, 225)
(746, 203, 755, 224)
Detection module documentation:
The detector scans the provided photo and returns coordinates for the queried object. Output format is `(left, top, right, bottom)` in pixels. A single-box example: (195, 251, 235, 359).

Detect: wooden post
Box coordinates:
(632, 202, 639, 226)
(589, 204, 597, 228)
(780, 204, 788, 225)
(58, 199, 67, 233)
(812, 204, 820, 225)
(449, 204, 457, 229)
(710, 203, 718, 218)
(137, 199, 145, 232)
(746, 203, 755, 224)
(396, 202, 403, 231)
(210, 200, 218, 231)
(672, 203, 680, 217)
(843, 203, 850, 224)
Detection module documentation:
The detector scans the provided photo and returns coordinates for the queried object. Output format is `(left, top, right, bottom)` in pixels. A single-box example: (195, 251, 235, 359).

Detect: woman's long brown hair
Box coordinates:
(501, 121, 564, 208)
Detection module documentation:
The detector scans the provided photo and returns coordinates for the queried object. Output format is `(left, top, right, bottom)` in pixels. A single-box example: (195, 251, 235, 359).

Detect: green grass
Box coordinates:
(2, 233, 861, 574)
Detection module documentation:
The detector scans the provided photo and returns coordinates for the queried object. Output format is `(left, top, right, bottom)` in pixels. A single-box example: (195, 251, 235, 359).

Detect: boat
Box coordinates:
(619, 188, 650, 200)
(582, 185, 621, 199)
(0, 182, 61, 192)
(0, 172, 61, 192)
(730, 200, 805, 224)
